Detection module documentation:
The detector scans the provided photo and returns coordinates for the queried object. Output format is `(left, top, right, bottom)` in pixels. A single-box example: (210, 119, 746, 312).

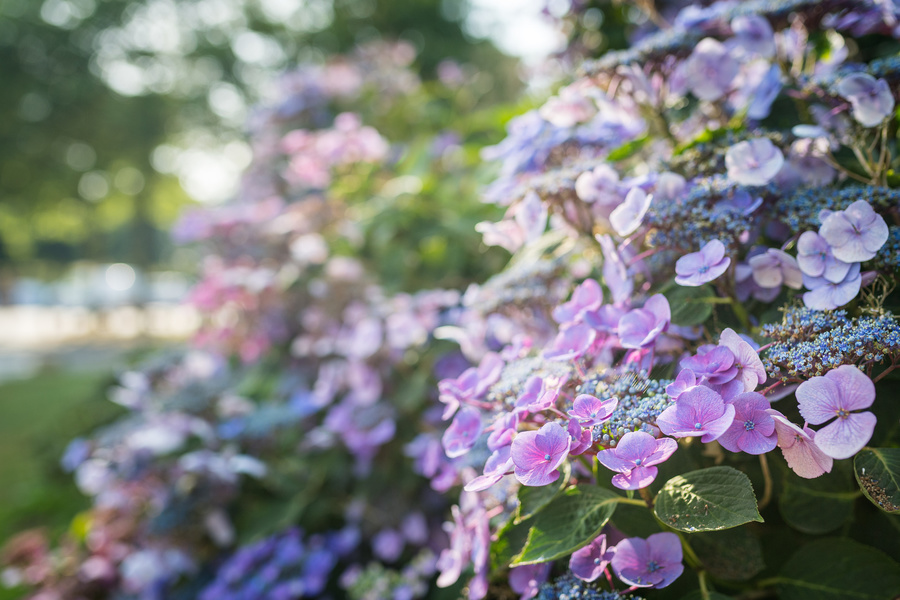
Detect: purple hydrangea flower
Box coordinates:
(719, 328, 767, 392)
(553, 278, 603, 327)
(771, 413, 833, 479)
(610, 188, 653, 237)
(725, 138, 785, 186)
(656, 385, 735, 443)
(568, 418, 594, 455)
(442, 406, 483, 458)
(683, 38, 739, 101)
(796, 364, 876, 460)
(610, 532, 684, 589)
(618, 294, 671, 349)
(438, 352, 504, 419)
(487, 411, 520, 450)
(666, 369, 697, 399)
(543, 323, 597, 361)
(509, 563, 551, 600)
(464, 445, 513, 492)
(515, 191, 549, 243)
(596, 431, 678, 490)
(802, 262, 862, 310)
(731, 15, 776, 58)
(569, 534, 614, 582)
(681, 346, 738, 385)
(834, 73, 896, 127)
(574, 164, 622, 206)
(819, 200, 889, 263)
(717, 392, 778, 455)
(674, 240, 731, 286)
(511, 422, 572, 486)
(748, 248, 803, 289)
(796, 231, 852, 282)
(568, 394, 618, 427)
(515, 375, 561, 413)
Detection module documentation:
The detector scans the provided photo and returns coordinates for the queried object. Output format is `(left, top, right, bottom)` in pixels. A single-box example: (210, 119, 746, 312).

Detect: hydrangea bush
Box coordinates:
(6, 1, 900, 599)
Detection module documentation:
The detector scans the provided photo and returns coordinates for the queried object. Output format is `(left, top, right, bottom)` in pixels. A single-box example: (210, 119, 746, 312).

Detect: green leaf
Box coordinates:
(491, 517, 532, 571)
(690, 527, 764, 581)
(855, 448, 900, 513)
(654, 466, 763, 532)
(663, 284, 716, 327)
(777, 538, 900, 600)
(780, 471, 858, 534)
(511, 485, 620, 566)
(606, 134, 649, 162)
(515, 462, 570, 524)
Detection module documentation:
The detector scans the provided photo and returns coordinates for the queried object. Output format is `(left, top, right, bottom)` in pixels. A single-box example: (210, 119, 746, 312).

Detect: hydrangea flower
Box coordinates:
(438, 352, 504, 419)
(719, 328, 766, 392)
(568, 418, 594, 455)
(553, 279, 603, 327)
(609, 188, 652, 237)
(771, 413, 833, 479)
(574, 164, 621, 206)
(441, 406, 483, 458)
(665, 369, 697, 399)
(834, 73, 896, 127)
(515, 375, 561, 413)
(655, 385, 735, 443)
(802, 262, 862, 310)
(674, 240, 731, 286)
(515, 191, 549, 243)
(717, 392, 778, 455)
(730, 15, 775, 58)
(511, 422, 572, 486)
(681, 346, 738, 385)
(610, 532, 683, 588)
(796, 364, 876, 460)
(509, 563, 552, 600)
(618, 294, 671, 349)
(464, 445, 513, 492)
(748, 248, 803, 289)
(725, 138, 784, 186)
(796, 231, 852, 282)
(683, 38, 739, 101)
(544, 323, 597, 361)
(568, 394, 618, 427)
(569, 534, 614, 582)
(596, 431, 677, 490)
(819, 200, 889, 263)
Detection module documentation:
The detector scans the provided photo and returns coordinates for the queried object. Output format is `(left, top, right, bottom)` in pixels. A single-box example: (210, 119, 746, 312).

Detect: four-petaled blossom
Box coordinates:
(656, 385, 735, 443)
(618, 294, 671, 349)
(681, 346, 737, 385)
(553, 279, 603, 327)
(568, 394, 618, 427)
(575, 164, 621, 206)
(748, 248, 803, 289)
(717, 392, 778, 455)
(569, 534, 614, 582)
(675, 240, 731, 287)
(770, 413, 833, 479)
(438, 352, 503, 419)
(834, 73, 896, 127)
(666, 369, 697, 399)
(796, 231, 851, 282)
(441, 406, 483, 458)
(597, 431, 678, 490)
(683, 38, 739, 101)
(819, 200, 889, 263)
(568, 418, 594, 455)
(543, 323, 597, 361)
(802, 262, 862, 310)
(610, 188, 653, 237)
(719, 328, 766, 392)
(610, 532, 684, 588)
(725, 138, 784, 186)
(796, 364, 876, 460)
(511, 422, 572, 486)
(515, 375, 560, 413)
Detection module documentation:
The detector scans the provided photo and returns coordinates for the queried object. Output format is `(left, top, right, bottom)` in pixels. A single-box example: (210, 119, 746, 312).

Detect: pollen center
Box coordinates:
(744, 420, 755, 431)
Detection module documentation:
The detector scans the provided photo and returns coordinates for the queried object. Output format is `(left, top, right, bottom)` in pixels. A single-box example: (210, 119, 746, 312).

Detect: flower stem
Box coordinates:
(699, 569, 711, 600)
(758, 453, 773, 510)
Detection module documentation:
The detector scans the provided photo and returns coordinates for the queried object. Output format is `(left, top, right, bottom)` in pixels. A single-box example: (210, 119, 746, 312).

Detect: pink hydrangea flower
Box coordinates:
(770, 413, 833, 479)
(511, 422, 572, 487)
(442, 406, 483, 458)
(719, 328, 766, 392)
(596, 431, 678, 490)
(618, 294, 671, 349)
(567, 394, 618, 427)
(796, 365, 876, 460)
(674, 240, 731, 286)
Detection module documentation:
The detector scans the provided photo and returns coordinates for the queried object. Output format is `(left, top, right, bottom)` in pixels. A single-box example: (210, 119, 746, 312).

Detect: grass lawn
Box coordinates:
(0, 369, 124, 545)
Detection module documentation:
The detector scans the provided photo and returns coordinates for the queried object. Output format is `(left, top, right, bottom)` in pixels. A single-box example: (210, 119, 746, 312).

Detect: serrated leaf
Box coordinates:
(855, 448, 900, 513)
(664, 284, 716, 327)
(777, 538, 900, 600)
(511, 485, 620, 566)
(515, 462, 570, 524)
(654, 466, 763, 532)
(780, 473, 858, 534)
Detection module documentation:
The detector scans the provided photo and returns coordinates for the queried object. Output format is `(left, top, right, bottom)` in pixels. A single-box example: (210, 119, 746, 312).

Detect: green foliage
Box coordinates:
(855, 448, 900, 513)
(777, 538, 900, 600)
(515, 463, 570, 524)
(779, 465, 859, 534)
(654, 467, 763, 533)
(663, 283, 717, 327)
(510, 485, 620, 566)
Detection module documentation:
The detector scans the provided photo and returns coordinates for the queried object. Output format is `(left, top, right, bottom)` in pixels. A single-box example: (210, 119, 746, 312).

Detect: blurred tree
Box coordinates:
(0, 0, 519, 299)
